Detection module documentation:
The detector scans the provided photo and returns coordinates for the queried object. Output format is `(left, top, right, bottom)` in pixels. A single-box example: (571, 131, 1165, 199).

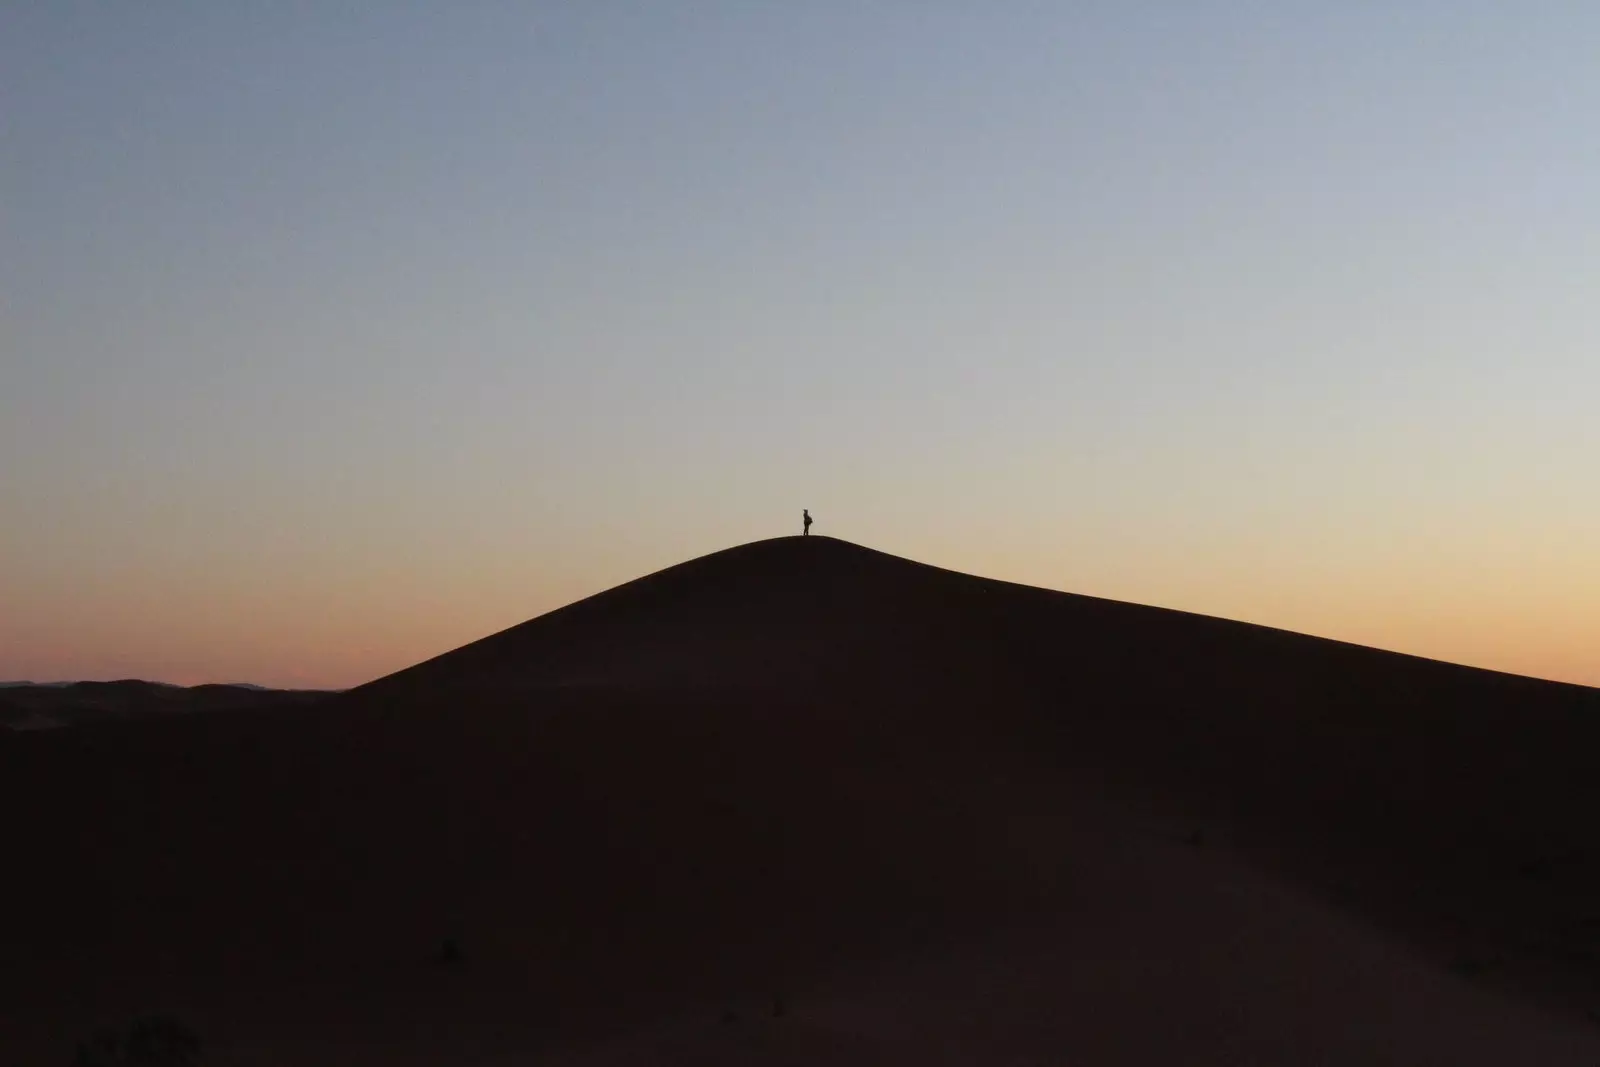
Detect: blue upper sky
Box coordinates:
(4, 3, 1598, 687)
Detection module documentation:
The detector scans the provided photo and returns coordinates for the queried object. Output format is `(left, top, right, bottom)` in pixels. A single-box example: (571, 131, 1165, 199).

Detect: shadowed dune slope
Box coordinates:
(6, 535, 1600, 1065)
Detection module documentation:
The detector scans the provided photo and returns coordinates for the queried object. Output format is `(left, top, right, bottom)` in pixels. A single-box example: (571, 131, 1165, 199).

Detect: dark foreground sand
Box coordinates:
(6, 536, 1600, 1064)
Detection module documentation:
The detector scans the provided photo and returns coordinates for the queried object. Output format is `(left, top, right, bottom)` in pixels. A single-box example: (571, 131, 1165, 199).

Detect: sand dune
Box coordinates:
(5, 536, 1600, 1064)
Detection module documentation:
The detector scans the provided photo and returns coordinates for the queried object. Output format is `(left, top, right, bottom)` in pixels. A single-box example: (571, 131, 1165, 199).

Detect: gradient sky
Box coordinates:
(4, 3, 1598, 689)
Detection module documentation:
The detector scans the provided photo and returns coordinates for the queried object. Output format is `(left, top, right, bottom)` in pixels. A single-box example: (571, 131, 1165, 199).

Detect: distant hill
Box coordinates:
(4, 536, 1600, 1065)
(0, 679, 333, 731)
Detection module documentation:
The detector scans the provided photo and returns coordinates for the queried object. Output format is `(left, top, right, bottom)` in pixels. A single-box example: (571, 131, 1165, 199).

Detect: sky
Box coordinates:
(4, 3, 1599, 689)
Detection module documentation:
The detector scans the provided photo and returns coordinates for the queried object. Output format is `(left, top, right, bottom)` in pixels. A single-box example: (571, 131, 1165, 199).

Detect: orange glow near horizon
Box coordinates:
(4, 528, 1596, 692)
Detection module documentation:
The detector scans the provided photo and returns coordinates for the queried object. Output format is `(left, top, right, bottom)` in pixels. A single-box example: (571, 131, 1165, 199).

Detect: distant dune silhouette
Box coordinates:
(0, 680, 331, 732)
(5, 536, 1600, 1064)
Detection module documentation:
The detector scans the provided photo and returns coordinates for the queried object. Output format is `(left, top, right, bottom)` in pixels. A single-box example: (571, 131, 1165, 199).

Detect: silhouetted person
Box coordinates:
(802, 509, 813, 536)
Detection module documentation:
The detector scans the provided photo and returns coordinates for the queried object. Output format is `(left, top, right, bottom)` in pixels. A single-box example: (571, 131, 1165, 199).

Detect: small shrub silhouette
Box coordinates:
(74, 1015, 201, 1067)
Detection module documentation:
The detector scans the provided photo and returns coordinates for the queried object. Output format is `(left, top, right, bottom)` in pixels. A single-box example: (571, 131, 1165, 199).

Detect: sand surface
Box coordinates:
(6, 536, 1600, 1063)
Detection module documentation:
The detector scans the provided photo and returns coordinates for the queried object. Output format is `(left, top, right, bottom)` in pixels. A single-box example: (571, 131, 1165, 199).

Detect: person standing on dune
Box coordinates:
(802, 510, 813, 536)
